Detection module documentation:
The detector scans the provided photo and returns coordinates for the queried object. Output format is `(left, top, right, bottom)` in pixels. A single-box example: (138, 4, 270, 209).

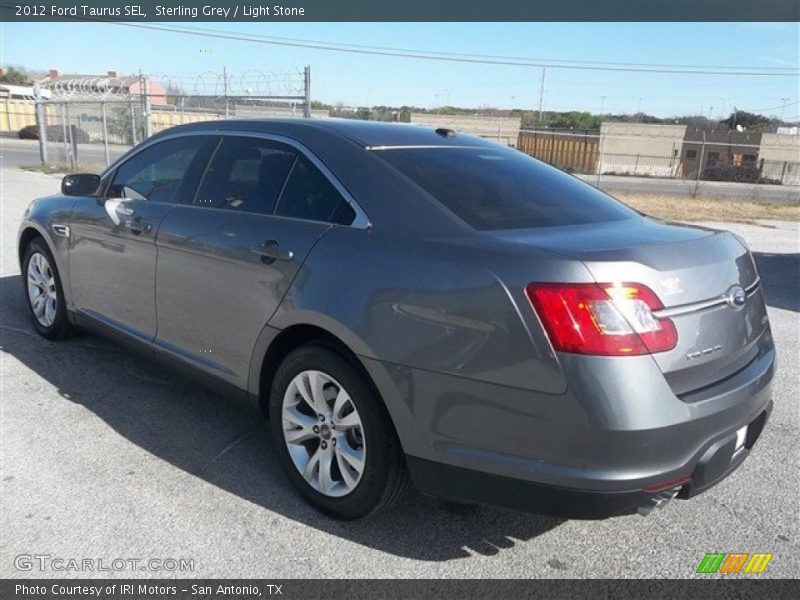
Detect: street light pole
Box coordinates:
(780, 98, 790, 121)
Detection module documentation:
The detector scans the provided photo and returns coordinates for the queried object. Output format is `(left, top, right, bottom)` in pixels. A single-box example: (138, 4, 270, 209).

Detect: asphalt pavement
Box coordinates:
(0, 165, 798, 578)
(0, 137, 127, 170)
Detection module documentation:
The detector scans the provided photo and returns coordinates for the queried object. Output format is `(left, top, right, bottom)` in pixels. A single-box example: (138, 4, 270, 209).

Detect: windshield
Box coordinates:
(377, 147, 638, 230)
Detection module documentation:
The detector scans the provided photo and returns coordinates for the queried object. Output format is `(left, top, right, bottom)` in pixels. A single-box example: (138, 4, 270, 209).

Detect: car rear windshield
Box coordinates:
(377, 147, 637, 230)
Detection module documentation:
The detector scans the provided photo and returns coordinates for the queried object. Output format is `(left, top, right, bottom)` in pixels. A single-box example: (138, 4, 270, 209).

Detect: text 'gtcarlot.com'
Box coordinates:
(14, 554, 194, 572)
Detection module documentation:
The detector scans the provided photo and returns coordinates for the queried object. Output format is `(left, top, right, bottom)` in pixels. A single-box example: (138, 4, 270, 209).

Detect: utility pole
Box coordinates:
(140, 70, 151, 138)
(780, 98, 790, 121)
(303, 65, 311, 118)
(34, 83, 48, 165)
(600, 95, 607, 116)
(223, 66, 229, 119)
(537, 67, 546, 125)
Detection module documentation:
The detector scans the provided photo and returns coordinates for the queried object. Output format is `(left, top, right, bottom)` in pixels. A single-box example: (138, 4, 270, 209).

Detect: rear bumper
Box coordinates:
(368, 330, 776, 518)
(407, 401, 771, 519)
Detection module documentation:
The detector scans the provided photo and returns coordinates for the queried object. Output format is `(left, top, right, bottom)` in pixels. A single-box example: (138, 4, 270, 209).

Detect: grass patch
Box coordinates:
(20, 162, 106, 175)
(616, 193, 800, 224)
(20, 163, 71, 175)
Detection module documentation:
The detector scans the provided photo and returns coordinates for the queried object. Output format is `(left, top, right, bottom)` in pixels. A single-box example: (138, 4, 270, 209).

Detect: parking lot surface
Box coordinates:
(1, 164, 798, 578)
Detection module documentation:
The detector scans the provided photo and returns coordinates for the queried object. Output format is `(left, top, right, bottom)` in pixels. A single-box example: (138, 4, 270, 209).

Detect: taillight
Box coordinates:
(525, 282, 677, 356)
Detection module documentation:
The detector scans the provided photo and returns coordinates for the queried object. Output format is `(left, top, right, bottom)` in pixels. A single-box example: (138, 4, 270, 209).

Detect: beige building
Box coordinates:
(597, 122, 686, 177)
(410, 113, 521, 146)
(759, 133, 800, 185)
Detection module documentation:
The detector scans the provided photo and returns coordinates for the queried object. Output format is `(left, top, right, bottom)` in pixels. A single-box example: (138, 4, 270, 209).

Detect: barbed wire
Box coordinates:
(37, 69, 306, 100)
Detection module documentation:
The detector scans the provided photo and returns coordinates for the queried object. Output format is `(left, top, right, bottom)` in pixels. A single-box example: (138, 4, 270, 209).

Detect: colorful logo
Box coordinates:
(696, 552, 773, 574)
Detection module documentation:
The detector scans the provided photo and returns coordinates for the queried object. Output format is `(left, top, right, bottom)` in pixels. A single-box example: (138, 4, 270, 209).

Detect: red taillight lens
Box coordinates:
(525, 282, 677, 356)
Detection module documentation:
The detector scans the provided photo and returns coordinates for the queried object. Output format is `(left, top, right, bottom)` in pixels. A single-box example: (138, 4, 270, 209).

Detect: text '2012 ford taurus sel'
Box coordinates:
(18, 119, 774, 520)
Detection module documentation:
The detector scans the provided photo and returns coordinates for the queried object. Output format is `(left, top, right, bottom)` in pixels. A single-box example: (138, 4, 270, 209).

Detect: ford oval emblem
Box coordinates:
(726, 285, 747, 310)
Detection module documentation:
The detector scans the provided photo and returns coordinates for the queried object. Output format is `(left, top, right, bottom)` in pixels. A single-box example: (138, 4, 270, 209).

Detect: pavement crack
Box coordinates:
(0, 324, 39, 338)
(200, 429, 257, 473)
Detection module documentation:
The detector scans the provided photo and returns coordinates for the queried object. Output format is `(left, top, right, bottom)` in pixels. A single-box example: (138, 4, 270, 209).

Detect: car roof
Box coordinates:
(158, 117, 495, 149)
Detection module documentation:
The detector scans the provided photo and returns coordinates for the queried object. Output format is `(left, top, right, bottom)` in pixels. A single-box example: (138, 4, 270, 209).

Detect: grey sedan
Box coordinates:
(18, 119, 774, 520)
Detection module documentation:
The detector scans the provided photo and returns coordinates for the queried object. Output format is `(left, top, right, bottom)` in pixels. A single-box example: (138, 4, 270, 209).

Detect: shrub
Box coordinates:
(700, 164, 780, 185)
(17, 124, 91, 143)
(18, 125, 38, 139)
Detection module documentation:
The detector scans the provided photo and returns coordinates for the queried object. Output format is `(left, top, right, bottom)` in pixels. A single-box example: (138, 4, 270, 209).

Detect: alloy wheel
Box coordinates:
(281, 370, 366, 497)
(27, 252, 58, 327)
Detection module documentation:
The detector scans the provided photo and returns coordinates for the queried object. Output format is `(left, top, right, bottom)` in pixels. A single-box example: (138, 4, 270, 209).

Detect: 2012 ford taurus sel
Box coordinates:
(18, 119, 774, 520)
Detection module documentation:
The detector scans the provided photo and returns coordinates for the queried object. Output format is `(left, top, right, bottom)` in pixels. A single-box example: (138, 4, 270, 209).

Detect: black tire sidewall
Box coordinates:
(22, 238, 70, 340)
(269, 345, 396, 520)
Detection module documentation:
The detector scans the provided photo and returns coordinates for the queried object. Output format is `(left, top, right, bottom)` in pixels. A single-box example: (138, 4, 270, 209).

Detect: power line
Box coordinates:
(737, 99, 800, 113)
(96, 21, 800, 77)
(110, 22, 798, 73)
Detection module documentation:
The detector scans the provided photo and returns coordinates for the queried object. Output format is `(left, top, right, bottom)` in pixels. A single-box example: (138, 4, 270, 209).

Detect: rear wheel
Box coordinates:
(22, 237, 72, 340)
(269, 345, 409, 520)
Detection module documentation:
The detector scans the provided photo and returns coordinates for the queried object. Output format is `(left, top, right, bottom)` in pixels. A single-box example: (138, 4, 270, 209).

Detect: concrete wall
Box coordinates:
(0, 99, 37, 131)
(759, 133, 800, 185)
(598, 122, 686, 177)
(409, 113, 521, 146)
(0, 100, 66, 133)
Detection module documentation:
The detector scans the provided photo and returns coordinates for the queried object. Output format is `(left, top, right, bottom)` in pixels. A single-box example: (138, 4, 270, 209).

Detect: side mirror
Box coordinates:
(61, 173, 101, 196)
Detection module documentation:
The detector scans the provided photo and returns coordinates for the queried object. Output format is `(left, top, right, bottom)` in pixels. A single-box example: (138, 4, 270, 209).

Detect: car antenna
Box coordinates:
(435, 128, 457, 138)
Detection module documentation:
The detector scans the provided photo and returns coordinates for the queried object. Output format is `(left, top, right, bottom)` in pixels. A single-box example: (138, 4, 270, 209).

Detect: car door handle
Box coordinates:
(124, 219, 152, 234)
(250, 240, 294, 262)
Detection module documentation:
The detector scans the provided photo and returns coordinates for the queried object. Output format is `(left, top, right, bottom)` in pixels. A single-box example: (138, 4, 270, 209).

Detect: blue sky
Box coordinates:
(2, 22, 798, 118)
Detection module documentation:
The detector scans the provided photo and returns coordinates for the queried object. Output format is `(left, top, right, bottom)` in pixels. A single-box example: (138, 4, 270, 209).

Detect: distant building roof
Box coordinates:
(0, 84, 51, 99)
(37, 69, 166, 102)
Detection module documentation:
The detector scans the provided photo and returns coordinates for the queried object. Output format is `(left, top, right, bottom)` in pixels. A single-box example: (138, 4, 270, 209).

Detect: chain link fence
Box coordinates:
(20, 67, 311, 172)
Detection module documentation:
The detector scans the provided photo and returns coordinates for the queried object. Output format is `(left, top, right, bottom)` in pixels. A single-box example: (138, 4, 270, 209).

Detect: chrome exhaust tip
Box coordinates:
(637, 487, 681, 516)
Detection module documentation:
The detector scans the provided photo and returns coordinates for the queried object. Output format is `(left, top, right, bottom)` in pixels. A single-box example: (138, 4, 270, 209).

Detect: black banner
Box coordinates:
(1, 0, 799, 22)
(2, 579, 800, 600)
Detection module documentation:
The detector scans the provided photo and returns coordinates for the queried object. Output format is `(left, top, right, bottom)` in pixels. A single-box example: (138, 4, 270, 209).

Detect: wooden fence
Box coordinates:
(517, 130, 599, 173)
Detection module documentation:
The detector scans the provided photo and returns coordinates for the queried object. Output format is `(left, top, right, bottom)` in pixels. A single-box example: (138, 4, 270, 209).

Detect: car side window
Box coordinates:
(192, 136, 297, 214)
(275, 154, 356, 225)
(108, 136, 206, 203)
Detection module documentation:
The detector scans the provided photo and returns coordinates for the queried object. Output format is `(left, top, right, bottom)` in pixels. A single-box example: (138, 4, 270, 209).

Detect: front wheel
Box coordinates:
(269, 345, 409, 520)
(22, 237, 73, 340)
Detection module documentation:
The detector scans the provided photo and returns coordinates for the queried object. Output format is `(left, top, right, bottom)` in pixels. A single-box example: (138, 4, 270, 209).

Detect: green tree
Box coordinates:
(0, 66, 33, 85)
(106, 105, 145, 145)
(722, 110, 771, 132)
(547, 111, 601, 130)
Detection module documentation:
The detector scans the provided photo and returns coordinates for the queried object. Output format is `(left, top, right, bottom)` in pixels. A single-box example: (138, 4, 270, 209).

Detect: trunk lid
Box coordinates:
(497, 217, 769, 395)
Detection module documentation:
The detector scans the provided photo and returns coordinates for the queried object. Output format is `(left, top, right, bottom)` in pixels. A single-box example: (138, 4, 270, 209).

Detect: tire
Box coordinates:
(269, 345, 409, 520)
(21, 237, 73, 340)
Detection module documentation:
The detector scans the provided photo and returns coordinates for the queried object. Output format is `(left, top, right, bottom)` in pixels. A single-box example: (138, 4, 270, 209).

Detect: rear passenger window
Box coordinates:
(275, 155, 355, 225)
(193, 137, 297, 214)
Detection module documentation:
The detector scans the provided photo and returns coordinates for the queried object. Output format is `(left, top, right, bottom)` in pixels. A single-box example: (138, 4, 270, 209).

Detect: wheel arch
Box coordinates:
(254, 323, 378, 419)
(251, 320, 425, 457)
(18, 224, 50, 267)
